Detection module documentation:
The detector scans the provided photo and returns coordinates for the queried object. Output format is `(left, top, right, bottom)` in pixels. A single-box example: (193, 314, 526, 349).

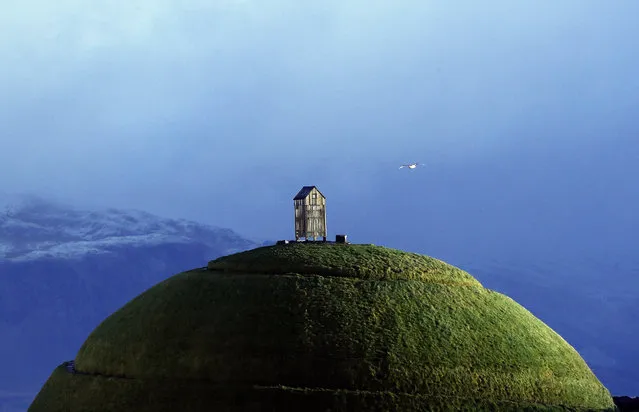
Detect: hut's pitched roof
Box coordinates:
(293, 186, 325, 200)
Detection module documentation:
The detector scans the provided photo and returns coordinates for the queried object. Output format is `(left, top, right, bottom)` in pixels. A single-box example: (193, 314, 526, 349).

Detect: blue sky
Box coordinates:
(1, 1, 638, 261)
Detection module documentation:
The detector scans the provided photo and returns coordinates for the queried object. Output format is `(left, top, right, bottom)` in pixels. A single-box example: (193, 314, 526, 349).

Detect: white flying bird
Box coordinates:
(399, 162, 422, 169)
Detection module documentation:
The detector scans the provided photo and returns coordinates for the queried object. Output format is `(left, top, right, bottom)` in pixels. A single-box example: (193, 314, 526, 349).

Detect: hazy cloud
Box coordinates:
(1, 1, 638, 256)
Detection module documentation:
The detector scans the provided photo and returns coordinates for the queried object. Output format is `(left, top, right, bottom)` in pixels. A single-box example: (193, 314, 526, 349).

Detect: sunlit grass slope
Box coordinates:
(29, 243, 615, 411)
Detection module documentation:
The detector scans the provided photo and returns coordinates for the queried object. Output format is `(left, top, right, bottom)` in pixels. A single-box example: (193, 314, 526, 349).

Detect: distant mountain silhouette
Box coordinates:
(614, 396, 639, 412)
(0, 195, 267, 396)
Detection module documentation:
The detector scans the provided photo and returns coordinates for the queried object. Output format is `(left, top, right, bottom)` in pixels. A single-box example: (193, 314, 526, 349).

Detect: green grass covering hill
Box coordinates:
(207, 243, 482, 286)
(29, 244, 615, 411)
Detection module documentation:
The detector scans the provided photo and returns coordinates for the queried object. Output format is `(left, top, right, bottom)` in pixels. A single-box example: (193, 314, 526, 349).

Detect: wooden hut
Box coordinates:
(293, 186, 327, 241)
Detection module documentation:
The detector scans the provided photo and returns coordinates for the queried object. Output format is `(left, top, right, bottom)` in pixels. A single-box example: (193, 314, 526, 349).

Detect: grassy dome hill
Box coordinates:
(29, 243, 615, 411)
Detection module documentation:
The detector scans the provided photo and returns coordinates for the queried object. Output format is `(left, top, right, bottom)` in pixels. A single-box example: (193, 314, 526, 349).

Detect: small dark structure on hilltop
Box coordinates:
(294, 186, 327, 241)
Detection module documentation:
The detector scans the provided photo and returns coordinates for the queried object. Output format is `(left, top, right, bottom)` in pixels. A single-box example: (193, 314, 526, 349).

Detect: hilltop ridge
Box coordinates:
(208, 242, 482, 286)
